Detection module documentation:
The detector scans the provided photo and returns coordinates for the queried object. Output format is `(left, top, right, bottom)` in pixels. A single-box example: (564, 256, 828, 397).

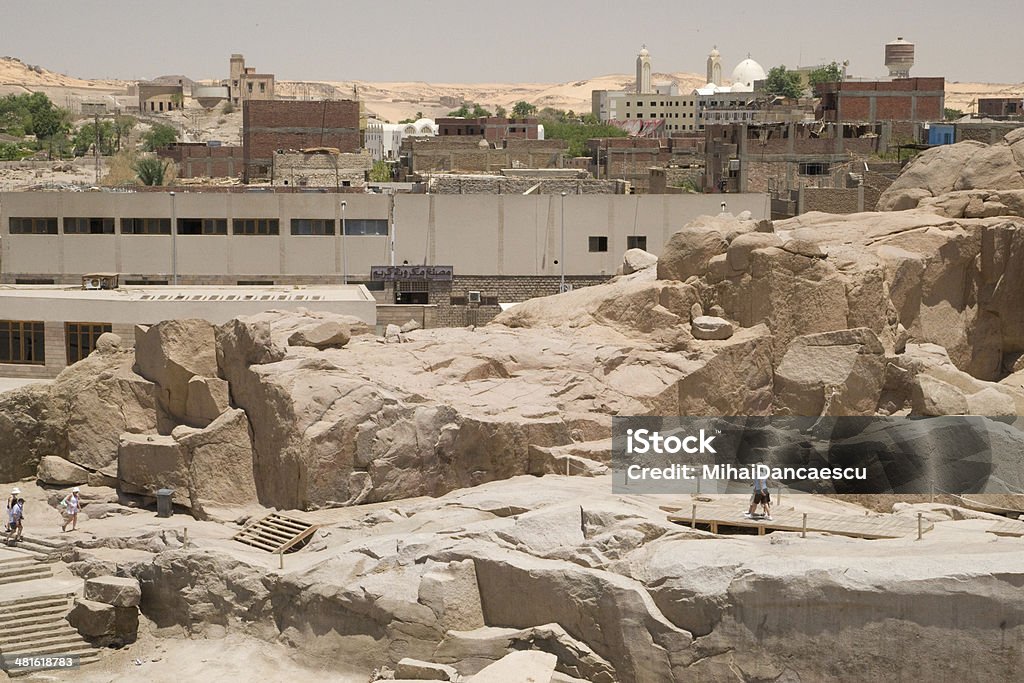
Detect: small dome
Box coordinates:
(731, 58, 766, 89)
(709, 46, 720, 58)
(638, 46, 649, 58)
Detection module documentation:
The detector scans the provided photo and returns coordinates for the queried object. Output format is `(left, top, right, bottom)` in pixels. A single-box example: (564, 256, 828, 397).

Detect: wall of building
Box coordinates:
(158, 144, 245, 179)
(955, 121, 1023, 144)
(426, 175, 624, 195)
(402, 138, 567, 174)
(817, 78, 944, 123)
(242, 100, 361, 181)
(0, 286, 375, 378)
(1, 192, 768, 285)
(272, 151, 371, 188)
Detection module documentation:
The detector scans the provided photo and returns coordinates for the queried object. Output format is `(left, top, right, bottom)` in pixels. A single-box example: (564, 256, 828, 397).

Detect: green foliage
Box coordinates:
(142, 123, 177, 151)
(398, 118, 415, 124)
(512, 101, 538, 117)
(807, 62, 843, 88)
(447, 102, 493, 118)
(764, 65, 803, 100)
(73, 120, 115, 156)
(538, 108, 627, 157)
(0, 92, 69, 142)
(369, 160, 392, 182)
(133, 155, 169, 185)
(495, 105, 507, 118)
(944, 108, 964, 121)
(113, 115, 135, 151)
(0, 142, 32, 160)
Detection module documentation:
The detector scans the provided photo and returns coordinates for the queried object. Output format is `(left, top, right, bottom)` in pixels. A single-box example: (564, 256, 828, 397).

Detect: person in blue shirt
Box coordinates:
(745, 471, 772, 520)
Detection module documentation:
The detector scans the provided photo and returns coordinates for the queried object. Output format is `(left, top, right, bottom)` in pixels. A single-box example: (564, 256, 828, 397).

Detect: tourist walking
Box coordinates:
(5, 488, 18, 535)
(60, 487, 81, 532)
(745, 473, 772, 520)
(10, 497, 24, 543)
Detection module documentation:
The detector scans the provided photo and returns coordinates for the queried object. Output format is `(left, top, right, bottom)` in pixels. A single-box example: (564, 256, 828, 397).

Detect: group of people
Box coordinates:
(3, 486, 81, 544)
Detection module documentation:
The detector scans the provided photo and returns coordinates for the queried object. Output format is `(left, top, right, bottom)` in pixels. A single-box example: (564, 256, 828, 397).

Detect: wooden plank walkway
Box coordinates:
(233, 512, 319, 554)
(987, 519, 1024, 538)
(665, 503, 931, 539)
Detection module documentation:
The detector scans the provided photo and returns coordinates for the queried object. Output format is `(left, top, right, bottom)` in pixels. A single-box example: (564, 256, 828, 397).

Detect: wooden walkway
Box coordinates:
(987, 518, 1024, 538)
(665, 503, 931, 539)
(233, 512, 319, 554)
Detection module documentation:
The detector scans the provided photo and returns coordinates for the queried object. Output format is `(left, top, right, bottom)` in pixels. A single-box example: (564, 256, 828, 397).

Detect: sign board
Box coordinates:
(370, 265, 454, 282)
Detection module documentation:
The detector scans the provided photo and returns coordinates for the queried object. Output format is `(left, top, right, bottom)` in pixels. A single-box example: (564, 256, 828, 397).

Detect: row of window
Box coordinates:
(0, 321, 112, 366)
(625, 101, 696, 107)
(589, 235, 647, 253)
(9, 218, 390, 236)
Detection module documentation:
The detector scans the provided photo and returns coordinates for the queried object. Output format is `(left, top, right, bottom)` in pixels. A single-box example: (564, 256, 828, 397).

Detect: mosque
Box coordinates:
(592, 46, 771, 132)
(697, 46, 768, 95)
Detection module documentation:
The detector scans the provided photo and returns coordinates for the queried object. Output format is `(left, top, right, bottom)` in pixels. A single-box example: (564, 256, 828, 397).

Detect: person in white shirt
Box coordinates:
(60, 487, 81, 532)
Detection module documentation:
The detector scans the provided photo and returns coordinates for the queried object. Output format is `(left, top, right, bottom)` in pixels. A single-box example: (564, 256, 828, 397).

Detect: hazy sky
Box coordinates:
(6, 0, 1022, 84)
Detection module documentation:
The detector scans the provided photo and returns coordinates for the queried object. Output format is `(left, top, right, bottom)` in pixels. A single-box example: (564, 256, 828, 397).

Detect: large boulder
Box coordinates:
(690, 316, 734, 341)
(36, 455, 90, 486)
(174, 408, 258, 514)
(67, 598, 138, 646)
(0, 384, 62, 482)
(656, 228, 727, 280)
(288, 321, 351, 350)
(84, 575, 142, 607)
(51, 350, 159, 471)
(774, 328, 886, 416)
(184, 376, 230, 427)
(468, 650, 557, 683)
(621, 248, 657, 275)
(117, 433, 188, 505)
(135, 319, 220, 424)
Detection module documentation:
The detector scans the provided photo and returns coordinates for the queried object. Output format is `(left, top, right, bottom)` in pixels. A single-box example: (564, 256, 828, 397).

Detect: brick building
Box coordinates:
(159, 143, 244, 179)
(587, 136, 704, 192)
(400, 137, 566, 175)
(242, 100, 361, 182)
(977, 97, 1023, 118)
(816, 78, 945, 123)
(226, 54, 275, 108)
(436, 117, 540, 142)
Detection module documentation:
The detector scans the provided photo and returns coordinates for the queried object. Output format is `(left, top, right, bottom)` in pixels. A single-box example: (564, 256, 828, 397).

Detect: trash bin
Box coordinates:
(156, 488, 174, 518)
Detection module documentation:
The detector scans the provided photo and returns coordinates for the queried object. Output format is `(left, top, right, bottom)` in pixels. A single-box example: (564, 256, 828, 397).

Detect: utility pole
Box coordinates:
(559, 191, 567, 293)
(341, 200, 348, 284)
(169, 192, 178, 285)
(94, 112, 100, 184)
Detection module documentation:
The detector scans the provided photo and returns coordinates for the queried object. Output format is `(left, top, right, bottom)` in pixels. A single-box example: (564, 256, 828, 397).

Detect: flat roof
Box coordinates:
(0, 284, 375, 303)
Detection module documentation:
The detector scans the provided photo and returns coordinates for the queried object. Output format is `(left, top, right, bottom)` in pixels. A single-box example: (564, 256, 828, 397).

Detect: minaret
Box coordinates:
(636, 45, 652, 95)
(706, 46, 722, 85)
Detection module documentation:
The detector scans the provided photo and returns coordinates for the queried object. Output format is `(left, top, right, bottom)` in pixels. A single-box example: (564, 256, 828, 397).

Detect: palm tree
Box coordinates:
(133, 156, 168, 186)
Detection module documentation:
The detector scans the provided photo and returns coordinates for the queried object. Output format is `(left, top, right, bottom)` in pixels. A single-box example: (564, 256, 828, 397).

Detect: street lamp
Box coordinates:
(559, 191, 567, 293)
(341, 200, 348, 285)
(169, 191, 177, 286)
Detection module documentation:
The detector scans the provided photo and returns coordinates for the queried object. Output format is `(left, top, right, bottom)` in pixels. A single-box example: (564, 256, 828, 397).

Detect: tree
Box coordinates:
(369, 160, 392, 182)
(764, 65, 803, 100)
(807, 62, 843, 93)
(538, 107, 628, 157)
(113, 115, 136, 151)
(512, 101, 538, 117)
(495, 105, 507, 118)
(142, 123, 177, 151)
(25, 92, 67, 141)
(73, 120, 115, 156)
(447, 102, 492, 118)
(944, 107, 964, 121)
(133, 155, 169, 185)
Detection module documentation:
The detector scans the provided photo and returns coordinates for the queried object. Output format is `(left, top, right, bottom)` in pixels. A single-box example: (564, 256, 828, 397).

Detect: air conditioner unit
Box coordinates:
(82, 273, 119, 290)
(467, 290, 481, 304)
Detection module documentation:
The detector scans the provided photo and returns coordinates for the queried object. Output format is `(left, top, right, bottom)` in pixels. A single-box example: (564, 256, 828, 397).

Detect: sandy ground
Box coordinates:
(0, 378, 51, 395)
(21, 631, 367, 683)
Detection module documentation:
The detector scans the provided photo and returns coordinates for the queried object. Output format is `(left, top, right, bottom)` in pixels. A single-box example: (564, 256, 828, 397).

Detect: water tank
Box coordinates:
(885, 37, 914, 79)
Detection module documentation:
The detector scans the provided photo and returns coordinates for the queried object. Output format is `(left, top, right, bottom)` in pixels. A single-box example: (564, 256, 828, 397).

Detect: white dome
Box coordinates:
(709, 46, 720, 58)
(731, 58, 766, 89)
(639, 46, 649, 57)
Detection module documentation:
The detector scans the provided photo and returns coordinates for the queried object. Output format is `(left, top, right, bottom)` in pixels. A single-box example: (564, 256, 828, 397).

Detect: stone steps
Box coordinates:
(0, 591, 100, 675)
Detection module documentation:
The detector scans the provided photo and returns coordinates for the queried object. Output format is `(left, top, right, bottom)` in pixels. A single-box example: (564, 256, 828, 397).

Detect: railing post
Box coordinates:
(691, 504, 697, 529)
(802, 513, 807, 539)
